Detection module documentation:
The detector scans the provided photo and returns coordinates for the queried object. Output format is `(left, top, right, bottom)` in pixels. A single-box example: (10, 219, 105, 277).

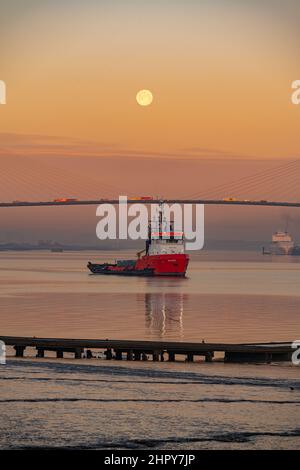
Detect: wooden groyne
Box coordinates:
(0, 336, 293, 364)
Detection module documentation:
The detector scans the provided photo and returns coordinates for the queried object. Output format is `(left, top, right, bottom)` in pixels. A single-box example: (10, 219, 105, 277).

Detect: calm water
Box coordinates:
(0, 250, 299, 342)
(0, 250, 299, 449)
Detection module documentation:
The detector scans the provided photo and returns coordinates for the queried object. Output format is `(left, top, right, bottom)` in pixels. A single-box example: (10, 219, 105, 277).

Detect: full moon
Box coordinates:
(136, 89, 153, 106)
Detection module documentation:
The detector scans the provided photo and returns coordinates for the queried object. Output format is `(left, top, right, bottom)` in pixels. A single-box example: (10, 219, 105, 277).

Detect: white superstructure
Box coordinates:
(270, 231, 294, 255)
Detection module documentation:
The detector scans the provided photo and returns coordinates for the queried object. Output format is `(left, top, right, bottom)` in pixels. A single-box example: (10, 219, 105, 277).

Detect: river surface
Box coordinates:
(0, 250, 299, 449)
(0, 250, 299, 342)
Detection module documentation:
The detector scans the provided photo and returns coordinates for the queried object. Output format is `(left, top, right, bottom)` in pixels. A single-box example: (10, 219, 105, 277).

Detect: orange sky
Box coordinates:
(0, 1, 300, 244)
(0, 0, 299, 159)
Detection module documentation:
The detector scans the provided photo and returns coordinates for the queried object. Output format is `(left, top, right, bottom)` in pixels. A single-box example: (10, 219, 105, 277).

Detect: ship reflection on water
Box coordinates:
(144, 292, 185, 339)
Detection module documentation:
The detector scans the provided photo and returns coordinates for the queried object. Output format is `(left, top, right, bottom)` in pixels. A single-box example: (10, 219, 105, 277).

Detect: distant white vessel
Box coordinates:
(263, 231, 300, 255)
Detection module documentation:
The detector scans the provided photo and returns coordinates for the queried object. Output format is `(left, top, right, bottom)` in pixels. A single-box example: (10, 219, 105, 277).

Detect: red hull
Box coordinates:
(135, 254, 189, 276)
(88, 254, 189, 276)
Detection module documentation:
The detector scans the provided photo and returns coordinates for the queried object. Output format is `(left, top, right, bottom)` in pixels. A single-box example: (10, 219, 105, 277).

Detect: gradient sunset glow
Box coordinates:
(0, 1, 300, 245)
(0, 0, 299, 158)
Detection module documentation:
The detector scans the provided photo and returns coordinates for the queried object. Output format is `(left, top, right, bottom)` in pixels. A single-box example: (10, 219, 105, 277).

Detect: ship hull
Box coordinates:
(135, 254, 189, 276)
(87, 254, 189, 277)
(87, 263, 154, 276)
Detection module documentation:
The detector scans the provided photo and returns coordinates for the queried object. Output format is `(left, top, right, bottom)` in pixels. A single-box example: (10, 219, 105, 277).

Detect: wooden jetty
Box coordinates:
(0, 335, 293, 364)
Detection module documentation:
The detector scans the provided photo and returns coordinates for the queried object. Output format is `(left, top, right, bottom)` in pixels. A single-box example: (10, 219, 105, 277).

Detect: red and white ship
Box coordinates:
(87, 207, 189, 277)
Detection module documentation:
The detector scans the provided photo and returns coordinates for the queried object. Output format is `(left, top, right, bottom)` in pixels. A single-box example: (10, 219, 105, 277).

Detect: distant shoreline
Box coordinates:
(0, 240, 268, 252)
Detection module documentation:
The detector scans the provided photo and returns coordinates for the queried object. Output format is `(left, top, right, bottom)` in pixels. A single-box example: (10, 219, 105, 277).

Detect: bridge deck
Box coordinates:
(0, 199, 300, 208)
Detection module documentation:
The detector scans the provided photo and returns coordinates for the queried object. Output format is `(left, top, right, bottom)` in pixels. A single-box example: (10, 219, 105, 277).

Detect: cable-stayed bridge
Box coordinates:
(0, 157, 299, 208)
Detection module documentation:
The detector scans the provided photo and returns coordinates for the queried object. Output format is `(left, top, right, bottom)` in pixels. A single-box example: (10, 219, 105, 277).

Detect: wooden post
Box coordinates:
(168, 351, 175, 362)
(127, 350, 133, 361)
(186, 352, 194, 362)
(75, 348, 82, 359)
(134, 352, 141, 361)
(115, 350, 123, 360)
(14, 345, 25, 357)
(205, 352, 213, 362)
(86, 349, 93, 359)
(104, 348, 112, 360)
(153, 351, 159, 361)
(265, 352, 272, 363)
(56, 350, 63, 358)
(160, 352, 165, 362)
(36, 348, 45, 358)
